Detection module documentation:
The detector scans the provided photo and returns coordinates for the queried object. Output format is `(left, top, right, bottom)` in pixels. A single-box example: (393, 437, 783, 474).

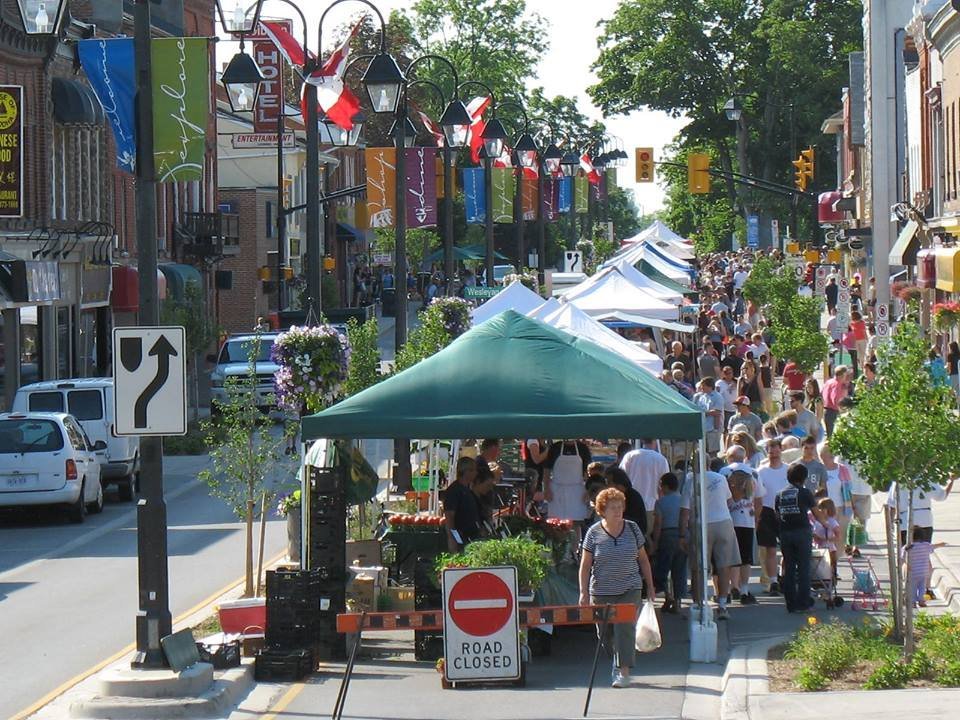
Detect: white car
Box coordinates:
(0, 412, 105, 522)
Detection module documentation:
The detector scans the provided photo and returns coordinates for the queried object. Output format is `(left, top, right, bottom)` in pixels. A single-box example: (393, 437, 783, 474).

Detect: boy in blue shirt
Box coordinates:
(651, 472, 685, 613)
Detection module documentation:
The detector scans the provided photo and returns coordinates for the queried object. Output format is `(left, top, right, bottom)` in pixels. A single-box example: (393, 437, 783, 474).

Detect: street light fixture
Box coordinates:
(723, 96, 743, 122)
(388, 114, 419, 148)
(214, 0, 265, 35)
(438, 98, 471, 149)
(362, 52, 406, 114)
(481, 117, 508, 160)
(16, 0, 67, 34)
(221, 46, 265, 113)
(560, 150, 580, 177)
(514, 131, 538, 169)
(543, 142, 562, 175)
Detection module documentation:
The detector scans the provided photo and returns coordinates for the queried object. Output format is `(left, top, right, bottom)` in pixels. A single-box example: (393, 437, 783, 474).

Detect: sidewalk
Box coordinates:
(720, 490, 960, 719)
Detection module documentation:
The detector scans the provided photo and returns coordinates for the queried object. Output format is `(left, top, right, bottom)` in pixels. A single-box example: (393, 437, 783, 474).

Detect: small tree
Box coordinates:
(393, 297, 471, 373)
(831, 319, 960, 653)
(199, 330, 290, 597)
(344, 317, 382, 396)
(160, 282, 220, 421)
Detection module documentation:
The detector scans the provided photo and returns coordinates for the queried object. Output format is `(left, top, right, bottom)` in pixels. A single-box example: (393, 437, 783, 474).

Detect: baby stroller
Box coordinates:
(847, 554, 888, 611)
(810, 548, 844, 608)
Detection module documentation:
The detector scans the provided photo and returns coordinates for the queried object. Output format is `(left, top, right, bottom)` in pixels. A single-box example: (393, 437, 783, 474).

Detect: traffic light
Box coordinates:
(793, 147, 814, 191)
(635, 147, 654, 183)
(687, 153, 710, 194)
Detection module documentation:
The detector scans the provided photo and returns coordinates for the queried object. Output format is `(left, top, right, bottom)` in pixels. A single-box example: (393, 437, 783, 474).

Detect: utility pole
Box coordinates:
(132, 0, 171, 669)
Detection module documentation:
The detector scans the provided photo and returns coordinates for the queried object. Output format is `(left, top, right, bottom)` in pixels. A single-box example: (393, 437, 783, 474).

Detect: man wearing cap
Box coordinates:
(727, 396, 763, 443)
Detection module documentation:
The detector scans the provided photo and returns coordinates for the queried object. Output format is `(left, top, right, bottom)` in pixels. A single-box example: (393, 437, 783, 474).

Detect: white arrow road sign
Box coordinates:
(113, 326, 187, 436)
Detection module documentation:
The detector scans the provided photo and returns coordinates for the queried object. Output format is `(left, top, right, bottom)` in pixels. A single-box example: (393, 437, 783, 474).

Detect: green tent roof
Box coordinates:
(639, 260, 699, 299)
(302, 310, 703, 441)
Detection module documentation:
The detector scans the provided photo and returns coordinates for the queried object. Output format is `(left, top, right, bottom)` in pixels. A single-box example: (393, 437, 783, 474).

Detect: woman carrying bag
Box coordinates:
(579, 487, 657, 689)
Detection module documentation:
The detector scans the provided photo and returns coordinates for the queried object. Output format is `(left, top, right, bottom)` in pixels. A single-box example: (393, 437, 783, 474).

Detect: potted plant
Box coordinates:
(435, 536, 551, 597)
(933, 301, 960, 333)
(277, 489, 301, 563)
(271, 324, 350, 415)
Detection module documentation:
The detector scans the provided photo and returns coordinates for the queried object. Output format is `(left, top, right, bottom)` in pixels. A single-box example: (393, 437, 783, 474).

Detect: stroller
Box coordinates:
(847, 554, 888, 611)
(810, 548, 844, 608)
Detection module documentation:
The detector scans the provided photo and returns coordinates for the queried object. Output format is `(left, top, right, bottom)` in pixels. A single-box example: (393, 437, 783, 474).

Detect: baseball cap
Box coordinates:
(734, 396, 751, 406)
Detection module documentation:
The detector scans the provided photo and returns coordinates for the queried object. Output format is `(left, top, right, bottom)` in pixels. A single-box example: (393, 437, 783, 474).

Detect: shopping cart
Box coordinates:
(810, 548, 843, 608)
(847, 554, 888, 611)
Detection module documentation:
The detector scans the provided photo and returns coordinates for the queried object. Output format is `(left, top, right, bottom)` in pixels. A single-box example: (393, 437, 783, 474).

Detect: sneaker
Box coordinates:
(716, 606, 729, 620)
(612, 672, 629, 688)
(731, 587, 741, 600)
(766, 582, 780, 596)
(926, 588, 937, 600)
(918, 600, 928, 608)
(740, 592, 758, 605)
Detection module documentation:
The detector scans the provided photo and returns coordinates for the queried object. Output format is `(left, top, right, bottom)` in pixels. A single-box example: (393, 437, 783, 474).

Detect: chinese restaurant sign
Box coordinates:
(0, 86, 22, 217)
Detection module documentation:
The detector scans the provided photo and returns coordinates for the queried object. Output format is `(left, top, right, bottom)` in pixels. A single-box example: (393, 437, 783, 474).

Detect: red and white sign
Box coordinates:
(877, 303, 889, 321)
(442, 566, 520, 682)
(876, 321, 890, 337)
(249, 20, 291, 133)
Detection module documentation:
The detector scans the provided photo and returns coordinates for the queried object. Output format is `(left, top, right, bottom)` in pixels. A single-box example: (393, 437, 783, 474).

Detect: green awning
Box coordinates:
(639, 260, 698, 298)
(158, 263, 202, 301)
(302, 310, 703, 441)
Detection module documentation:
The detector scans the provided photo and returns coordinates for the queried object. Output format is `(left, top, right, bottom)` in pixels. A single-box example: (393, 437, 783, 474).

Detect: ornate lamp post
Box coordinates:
(15, 0, 67, 34)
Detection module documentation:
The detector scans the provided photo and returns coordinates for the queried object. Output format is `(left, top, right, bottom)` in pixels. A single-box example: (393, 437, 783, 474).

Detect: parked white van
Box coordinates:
(12, 378, 139, 500)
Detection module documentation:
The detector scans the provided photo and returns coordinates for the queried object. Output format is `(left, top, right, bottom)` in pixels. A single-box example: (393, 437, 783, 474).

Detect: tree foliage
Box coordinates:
(393, 297, 471, 373)
(344, 317, 382, 396)
(160, 282, 219, 420)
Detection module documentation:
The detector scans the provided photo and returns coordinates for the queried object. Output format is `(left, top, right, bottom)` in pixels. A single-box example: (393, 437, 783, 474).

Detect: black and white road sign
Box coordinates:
(113, 326, 187, 436)
(564, 251, 583, 273)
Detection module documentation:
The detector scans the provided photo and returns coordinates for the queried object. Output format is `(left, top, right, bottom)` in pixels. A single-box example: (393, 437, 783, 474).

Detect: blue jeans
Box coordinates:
(780, 527, 813, 612)
(654, 528, 687, 600)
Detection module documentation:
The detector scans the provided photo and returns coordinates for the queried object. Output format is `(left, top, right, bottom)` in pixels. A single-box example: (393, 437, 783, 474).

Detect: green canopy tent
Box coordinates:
(423, 245, 485, 264)
(302, 310, 703, 441)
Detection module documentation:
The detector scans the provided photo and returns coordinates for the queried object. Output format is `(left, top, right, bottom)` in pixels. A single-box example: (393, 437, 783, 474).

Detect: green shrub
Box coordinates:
(864, 658, 910, 689)
(784, 621, 858, 677)
(795, 667, 828, 691)
(163, 423, 209, 455)
(435, 536, 551, 592)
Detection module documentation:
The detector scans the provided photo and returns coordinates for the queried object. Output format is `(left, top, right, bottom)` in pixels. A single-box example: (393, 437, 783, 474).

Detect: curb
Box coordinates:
(719, 635, 788, 720)
(930, 551, 960, 615)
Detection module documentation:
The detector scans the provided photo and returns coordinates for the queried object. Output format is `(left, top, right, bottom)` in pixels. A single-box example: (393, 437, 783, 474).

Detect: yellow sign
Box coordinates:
(0, 90, 18, 130)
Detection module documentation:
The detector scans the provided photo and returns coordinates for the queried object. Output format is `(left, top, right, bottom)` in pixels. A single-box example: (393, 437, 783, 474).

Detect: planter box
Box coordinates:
(218, 597, 266, 637)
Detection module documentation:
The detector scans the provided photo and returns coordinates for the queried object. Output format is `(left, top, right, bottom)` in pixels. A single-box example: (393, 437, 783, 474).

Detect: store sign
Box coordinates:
(442, 567, 520, 682)
(463, 286, 500, 299)
(231, 133, 294, 149)
(0, 260, 61, 302)
(0, 85, 23, 217)
(250, 21, 290, 133)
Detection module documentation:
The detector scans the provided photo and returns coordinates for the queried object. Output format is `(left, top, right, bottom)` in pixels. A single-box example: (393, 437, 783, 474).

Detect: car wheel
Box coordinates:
(118, 476, 135, 502)
(87, 480, 104, 514)
(69, 481, 87, 523)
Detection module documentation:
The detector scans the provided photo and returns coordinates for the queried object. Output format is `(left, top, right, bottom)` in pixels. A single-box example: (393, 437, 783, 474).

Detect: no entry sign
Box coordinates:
(442, 566, 520, 682)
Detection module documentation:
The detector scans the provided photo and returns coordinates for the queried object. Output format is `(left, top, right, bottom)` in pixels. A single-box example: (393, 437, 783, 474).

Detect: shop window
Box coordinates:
(50, 125, 104, 222)
(56, 307, 72, 378)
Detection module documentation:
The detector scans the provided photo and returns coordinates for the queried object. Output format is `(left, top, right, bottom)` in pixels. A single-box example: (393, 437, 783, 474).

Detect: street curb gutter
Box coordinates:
(930, 552, 960, 615)
(720, 635, 789, 720)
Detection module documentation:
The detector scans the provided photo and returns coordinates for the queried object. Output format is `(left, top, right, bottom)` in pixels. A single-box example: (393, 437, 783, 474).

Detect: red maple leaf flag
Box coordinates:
(465, 95, 492, 163)
(580, 152, 601, 185)
(259, 20, 314, 69)
(411, 102, 445, 147)
(305, 20, 363, 129)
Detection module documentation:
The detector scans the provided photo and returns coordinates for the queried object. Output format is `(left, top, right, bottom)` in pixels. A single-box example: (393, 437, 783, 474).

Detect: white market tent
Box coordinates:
(563, 266, 680, 320)
(636, 220, 696, 260)
(470, 280, 545, 325)
(527, 298, 663, 376)
(612, 258, 685, 305)
(604, 243, 693, 285)
(643, 238, 695, 271)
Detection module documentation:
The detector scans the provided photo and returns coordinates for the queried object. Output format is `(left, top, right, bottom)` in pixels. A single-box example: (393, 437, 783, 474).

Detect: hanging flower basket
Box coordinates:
(271, 325, 350, 414)
(502, 272, 540, 293)
(427, 296, 472, 338)
(933, 302, 960, 332)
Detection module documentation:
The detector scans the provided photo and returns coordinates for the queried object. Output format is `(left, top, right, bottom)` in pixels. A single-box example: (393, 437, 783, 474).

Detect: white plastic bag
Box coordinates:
(634, 600, 662, 653)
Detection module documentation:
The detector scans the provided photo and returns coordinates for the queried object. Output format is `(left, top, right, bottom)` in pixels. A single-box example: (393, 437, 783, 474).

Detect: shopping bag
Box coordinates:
(846, 517, 868, 546)
(634, 600, 661, 653)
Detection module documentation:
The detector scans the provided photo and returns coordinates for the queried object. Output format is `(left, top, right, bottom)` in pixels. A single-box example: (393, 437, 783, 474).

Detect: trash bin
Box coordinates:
(381, 288, 396, 317)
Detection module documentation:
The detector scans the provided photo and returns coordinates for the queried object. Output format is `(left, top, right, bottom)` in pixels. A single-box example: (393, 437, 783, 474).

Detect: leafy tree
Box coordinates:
(393, 297, 471, 372)
(199, 330, 292, 597)
(604, 185, 644, 242)
(160, 282, 219, 421)
(344, 317, 382, 396)
(372, 227, 440, 272)
(832, 320, 960, 652)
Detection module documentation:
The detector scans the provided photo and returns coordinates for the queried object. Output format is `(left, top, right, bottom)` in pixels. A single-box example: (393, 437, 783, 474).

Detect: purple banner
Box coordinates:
(404, 147, 437, 228)
(542, 177, 558, 222)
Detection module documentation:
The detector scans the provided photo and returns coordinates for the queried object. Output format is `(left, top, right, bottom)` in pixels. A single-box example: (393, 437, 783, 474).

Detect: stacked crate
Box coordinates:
(413, 557, 443, 661)
(256, 568, 320, 681)
(307, 464, 347, 660)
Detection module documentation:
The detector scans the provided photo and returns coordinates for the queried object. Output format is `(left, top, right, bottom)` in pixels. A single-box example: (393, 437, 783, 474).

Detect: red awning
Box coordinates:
(111, 266, 167, 312)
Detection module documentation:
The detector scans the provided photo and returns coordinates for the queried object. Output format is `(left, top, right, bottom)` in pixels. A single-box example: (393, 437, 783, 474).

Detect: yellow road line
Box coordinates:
(11, 549, 287, 720)
(259, 679, 308, 720)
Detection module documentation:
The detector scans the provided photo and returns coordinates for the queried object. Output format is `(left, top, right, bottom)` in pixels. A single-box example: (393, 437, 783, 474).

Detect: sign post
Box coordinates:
(442, 566, 520, 683)
(746, 215, 759, 248)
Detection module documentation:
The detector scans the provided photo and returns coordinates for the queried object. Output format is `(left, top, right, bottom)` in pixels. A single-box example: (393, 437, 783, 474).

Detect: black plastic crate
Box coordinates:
(254, 647, 315, 681)
(309, 518, 343, 545)
(309, 492, 343, 515)
(308, 543, 346, 572)
(309, 465, 344, 493)
(414, 631, 443, 661)
(266, 569, 321, 594)
(314, 631, 346, 661)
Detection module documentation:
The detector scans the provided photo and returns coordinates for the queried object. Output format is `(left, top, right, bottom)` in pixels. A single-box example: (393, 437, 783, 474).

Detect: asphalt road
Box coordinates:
(0, 451, 292, 719)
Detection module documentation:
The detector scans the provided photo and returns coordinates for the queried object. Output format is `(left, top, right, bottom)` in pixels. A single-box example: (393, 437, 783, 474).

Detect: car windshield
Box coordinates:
(0, 419, 64, 453)
(219, 338, 274, 364)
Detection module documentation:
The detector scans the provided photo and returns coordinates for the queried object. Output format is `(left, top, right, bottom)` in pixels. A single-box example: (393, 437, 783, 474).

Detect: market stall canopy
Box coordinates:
(612, 259, 685, 305)
(301, 311, 703, 441)
(634, 221, 696, 260)
(527, 298, 662, 376)
(424, 245, 484, 264)
(594, 310, 697, 334)
(564, 266, 680, 320)
(470, 280, 545, 325)
(602, 244, 692, 285)
(641, 238, 695, 273)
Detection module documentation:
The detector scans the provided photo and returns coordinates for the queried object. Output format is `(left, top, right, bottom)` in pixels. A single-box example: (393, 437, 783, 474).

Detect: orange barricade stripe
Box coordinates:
(335, 603, 635, 634)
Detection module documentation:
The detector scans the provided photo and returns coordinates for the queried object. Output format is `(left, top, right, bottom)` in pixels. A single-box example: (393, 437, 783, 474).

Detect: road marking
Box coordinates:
(10, 549, 286, 720)
(259, 679, 308, 720)
(453, 598, 508, 610)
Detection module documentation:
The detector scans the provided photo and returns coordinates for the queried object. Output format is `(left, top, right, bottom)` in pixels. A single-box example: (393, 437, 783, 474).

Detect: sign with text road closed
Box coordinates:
(442, 566, 520, 682)
(113, 326, 186, 436)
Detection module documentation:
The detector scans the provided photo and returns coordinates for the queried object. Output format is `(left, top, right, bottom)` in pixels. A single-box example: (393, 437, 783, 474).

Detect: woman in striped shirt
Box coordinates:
(579, 487, 656, 688)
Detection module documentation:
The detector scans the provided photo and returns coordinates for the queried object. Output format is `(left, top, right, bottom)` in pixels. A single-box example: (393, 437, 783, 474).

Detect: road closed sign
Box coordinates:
(442, 566, 520, 682)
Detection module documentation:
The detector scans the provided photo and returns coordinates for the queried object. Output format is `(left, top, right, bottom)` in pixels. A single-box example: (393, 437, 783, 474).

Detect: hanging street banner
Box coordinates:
(463, 167, 485, 224)
(0, 86, 23, 217)
(78, 39, 137, 173)
(404, 147, 438, 228)
(574, 176, 589, 214)
(557, 177, 572, 214)
(152, 38, 209, 182)
(521, 177, 537, 221)
(365, 147, 397, 228)
(746, 214, 760, 248)
(249, 20, 290, 133)
(491, 167, 515, 223)
(542, 177, 558, 222)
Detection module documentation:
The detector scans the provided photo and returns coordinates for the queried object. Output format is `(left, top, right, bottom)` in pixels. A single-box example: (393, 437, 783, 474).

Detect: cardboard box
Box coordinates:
(382, 586, 415, 612)
(346, 539, 382, 568)
(347, 575, 377, 612)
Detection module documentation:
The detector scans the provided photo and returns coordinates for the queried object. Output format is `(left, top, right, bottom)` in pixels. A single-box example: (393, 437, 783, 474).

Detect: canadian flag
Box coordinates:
(465, 95, 492, 163)
(259, 20, 314, 69)
(580, 153, 601, 185)
(304, 20, 363, 129)
(411, 101, 445, 147)
(492, 145, 512, 168)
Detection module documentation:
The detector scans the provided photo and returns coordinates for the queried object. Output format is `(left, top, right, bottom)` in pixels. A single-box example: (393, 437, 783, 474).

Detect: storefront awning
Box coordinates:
(52, 78, 104, 125)
(936, 247, 960, 293)
(888, 220, 920, 266)
(159, 263, 202, 301)
(335, 223, 365, 242)
(111, 266, 168, 312)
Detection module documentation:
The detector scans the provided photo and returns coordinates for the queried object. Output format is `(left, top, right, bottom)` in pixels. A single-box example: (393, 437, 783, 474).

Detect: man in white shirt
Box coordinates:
(694, 377, 725, 454)
(757, 437, 790, 594)
(747, 333, 770, 362)
(716, 366, 739, 432)
(620, 439, 669, 533)
(733, 266, 749, 290)
(703, 468, 740, 618)
(886, 479, 955, 544)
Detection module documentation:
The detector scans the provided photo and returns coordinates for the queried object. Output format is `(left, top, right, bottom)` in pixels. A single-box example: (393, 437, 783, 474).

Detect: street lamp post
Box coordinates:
(537, 135, 562, 282)
(497, 101, 536, 275)
(560, 148, 580, 252)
